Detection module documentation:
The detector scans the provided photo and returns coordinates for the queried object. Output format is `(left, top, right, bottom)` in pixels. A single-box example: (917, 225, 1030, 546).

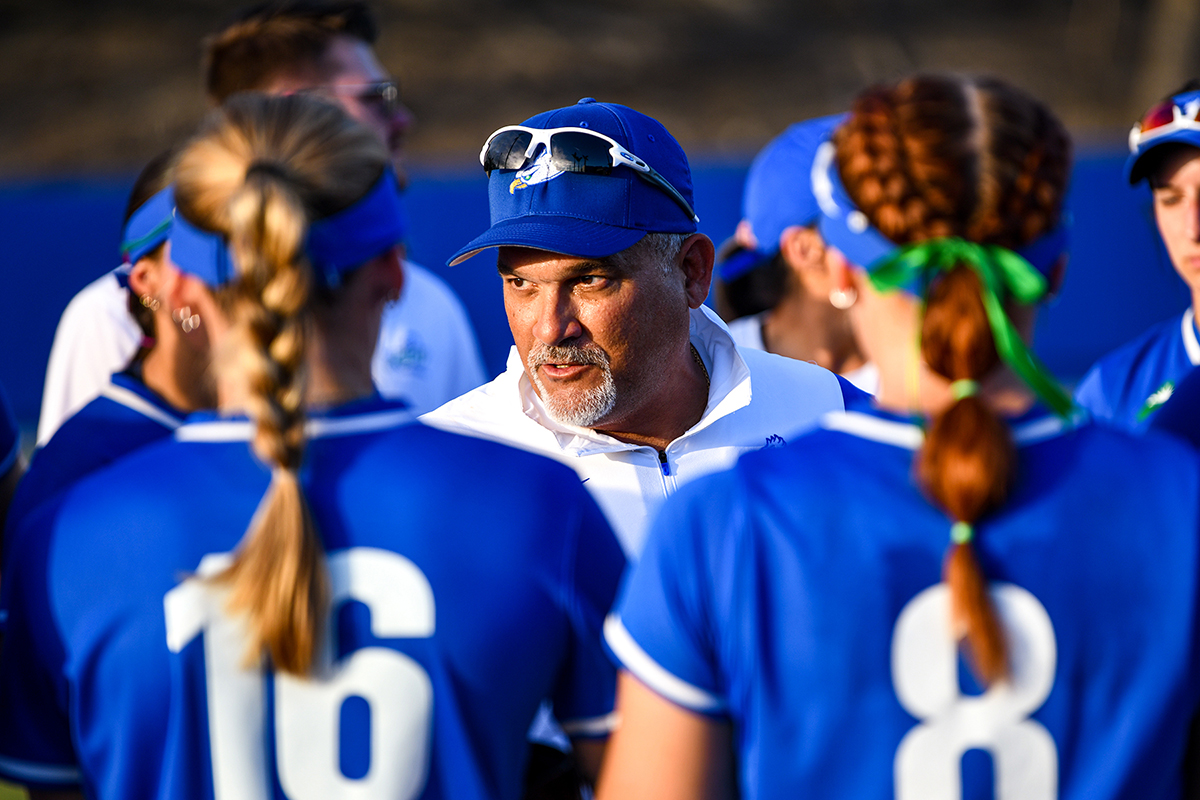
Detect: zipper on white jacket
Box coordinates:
(658, 449, 670, 476)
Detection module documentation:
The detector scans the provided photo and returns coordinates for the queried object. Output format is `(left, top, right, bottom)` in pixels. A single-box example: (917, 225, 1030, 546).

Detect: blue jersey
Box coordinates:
(6, 372, 183, 539)
(1074, 308, 1200, 431)
(608, 403, 1200, 800)
(1149, 364, 1200, 449)
(0, 383, 16, 478)
(0, 396, 625, 800)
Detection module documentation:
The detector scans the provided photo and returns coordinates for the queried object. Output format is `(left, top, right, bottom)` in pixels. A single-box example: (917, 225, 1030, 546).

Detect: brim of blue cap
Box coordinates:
(448, 216, 648, 266)
(717, 246, 776, 282)
(1126, 128, 1200, 184)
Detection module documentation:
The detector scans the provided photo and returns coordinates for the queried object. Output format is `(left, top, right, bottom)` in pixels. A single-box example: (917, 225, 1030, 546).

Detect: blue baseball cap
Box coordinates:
(717, 114, 846, 282)
(448, 98, 697, 266)
(1125, 88, 1200, 184)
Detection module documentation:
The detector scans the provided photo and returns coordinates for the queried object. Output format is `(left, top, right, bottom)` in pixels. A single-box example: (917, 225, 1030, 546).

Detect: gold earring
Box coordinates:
(140, 294, 160, 311)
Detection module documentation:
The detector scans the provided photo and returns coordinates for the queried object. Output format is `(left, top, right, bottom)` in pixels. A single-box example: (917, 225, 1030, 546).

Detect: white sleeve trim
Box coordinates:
(603, 614, 725, 714)
(0, 755, 82, 785)
(559, 711, 620, 736)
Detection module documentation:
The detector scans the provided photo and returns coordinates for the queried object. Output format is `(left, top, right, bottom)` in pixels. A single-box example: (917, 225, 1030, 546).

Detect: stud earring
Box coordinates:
(140, 294, 160, 311)
(181, 312, 202, 333)
(172, 306, 191, 324)
(829, 287, 857, 310)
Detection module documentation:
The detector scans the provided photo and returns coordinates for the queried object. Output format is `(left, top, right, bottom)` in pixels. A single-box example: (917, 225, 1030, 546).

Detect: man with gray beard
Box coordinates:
(423, 98, 865, 557)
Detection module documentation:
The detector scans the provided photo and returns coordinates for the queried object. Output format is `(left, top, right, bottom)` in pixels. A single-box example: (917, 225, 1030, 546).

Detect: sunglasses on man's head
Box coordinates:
(1129, 91, 1200, 153)
(479, 125, 699, 223)
(308, 80, 403, 117)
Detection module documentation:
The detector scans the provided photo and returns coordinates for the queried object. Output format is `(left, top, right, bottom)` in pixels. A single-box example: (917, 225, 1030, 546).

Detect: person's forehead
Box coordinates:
(497, 246, 644, 276)
(1151, 144, 1200, 188)
(322, 34, 388, 84)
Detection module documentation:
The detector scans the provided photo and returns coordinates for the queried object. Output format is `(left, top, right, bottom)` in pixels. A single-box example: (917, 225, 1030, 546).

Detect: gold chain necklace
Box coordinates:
(690, 343, 710, 388)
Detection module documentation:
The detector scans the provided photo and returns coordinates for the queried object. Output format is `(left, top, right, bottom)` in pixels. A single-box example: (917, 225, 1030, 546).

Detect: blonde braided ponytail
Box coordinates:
(174, 93, 388, 674)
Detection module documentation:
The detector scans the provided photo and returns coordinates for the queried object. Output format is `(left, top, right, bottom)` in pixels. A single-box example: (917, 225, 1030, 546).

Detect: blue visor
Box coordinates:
(169, 169, 407, 288)
(120, 186, 174, 265)
(812, 141, 1069, 293)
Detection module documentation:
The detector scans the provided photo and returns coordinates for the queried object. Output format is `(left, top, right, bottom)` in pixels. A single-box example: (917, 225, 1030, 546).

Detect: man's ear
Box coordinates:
(678, 233, 715, 309)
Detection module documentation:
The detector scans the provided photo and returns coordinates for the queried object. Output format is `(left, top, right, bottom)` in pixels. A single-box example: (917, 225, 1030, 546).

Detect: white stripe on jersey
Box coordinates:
(603, 614, 725, 714)
(819, 411, 924, 450)
(100, 382, 183, 430)
(1012, 409, 1087, 445)
(559, 712, 620, 736)
(821, 408, 1083, 450)
(0, 755, 82, 785)
(176, 409, 415, 443)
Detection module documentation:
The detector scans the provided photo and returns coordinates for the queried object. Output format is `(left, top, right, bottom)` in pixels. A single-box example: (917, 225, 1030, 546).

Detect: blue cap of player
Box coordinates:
(170, 169, 406, 288)
(718, 114, 846, 282)
(812, 138, 1069, 292)
(448, 98, 698, 266)
(117, 186, 175, 288)
(1126, 88, 1200, 184)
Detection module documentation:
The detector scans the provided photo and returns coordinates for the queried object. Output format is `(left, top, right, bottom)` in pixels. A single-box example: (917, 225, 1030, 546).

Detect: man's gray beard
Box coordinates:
(527, 343, 617, 428)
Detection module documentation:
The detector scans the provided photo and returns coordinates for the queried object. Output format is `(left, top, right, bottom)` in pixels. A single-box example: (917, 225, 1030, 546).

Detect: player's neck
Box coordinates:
(140, 326, 213, 413)
(874, 363, 1034, 419)
(762, 292, 865, 376)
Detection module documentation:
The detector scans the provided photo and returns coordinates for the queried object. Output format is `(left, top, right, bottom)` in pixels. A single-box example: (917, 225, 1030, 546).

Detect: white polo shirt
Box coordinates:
(423, 305, 856, 556)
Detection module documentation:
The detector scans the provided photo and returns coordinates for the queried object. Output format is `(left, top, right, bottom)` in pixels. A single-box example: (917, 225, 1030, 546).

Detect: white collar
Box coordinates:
(1183, 307, 1200, 366)
(504, 305, 753, 456)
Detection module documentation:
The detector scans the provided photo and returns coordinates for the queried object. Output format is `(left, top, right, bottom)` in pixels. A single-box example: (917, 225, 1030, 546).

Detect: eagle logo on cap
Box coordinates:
(509, 149, 565, 194)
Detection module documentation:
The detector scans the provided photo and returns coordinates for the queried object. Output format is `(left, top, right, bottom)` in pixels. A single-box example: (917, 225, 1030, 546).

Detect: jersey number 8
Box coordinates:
(165, 547, 436, 800)
(891, 582, 1058, 800)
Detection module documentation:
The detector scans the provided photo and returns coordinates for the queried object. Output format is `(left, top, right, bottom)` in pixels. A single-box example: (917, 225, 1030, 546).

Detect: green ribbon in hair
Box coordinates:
(867, 238, 1074, 418)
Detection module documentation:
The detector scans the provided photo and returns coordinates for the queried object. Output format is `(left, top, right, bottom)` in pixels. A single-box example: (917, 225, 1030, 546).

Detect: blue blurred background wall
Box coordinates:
(0, 148, 1187, 430)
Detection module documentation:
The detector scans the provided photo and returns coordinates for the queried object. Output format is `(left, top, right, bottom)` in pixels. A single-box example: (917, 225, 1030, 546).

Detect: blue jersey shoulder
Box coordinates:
(0, 382, 17, 477)
(614, 407, 1200, 799)
(1149, 364, 1200, 449)
(1074, 310, 1197, 430)
(0, 404, 624, 800)
(7, 374, 181, 538)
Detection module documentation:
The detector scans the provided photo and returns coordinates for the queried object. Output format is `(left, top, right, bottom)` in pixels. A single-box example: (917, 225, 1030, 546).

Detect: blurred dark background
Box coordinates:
(2, 0, 1197, 177)
(1, 0, 1199, 430)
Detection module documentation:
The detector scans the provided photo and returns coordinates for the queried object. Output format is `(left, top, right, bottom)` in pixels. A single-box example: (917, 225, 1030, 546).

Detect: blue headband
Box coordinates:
(169, 169, 407, 288)
(811, 141, 1069, 293)
(121, 186, 174, 266)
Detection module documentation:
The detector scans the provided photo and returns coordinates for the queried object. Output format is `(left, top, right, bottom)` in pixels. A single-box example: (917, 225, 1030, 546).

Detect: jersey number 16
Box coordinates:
(164, 547, 436, 800)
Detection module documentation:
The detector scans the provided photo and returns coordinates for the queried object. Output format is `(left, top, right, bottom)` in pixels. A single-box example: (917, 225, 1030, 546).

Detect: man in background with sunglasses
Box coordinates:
(1075, 80, 1200, 430)
(38, 0, 487, 445)
(424, 98, 865, 557)
(201, 0, 486, 417)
